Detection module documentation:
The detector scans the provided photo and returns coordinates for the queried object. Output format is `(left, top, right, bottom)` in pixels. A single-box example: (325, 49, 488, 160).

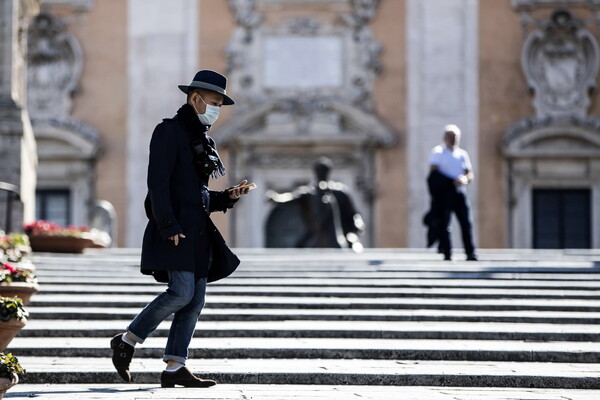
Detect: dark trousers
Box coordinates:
(439, 191, 476, 258)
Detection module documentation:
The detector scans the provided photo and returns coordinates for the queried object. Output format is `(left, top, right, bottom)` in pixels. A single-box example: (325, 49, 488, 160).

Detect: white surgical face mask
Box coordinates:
(195, 96, 220, 126)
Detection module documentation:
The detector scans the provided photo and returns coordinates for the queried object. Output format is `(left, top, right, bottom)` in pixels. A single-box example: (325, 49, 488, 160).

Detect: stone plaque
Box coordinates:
(263, 36, 343, 89)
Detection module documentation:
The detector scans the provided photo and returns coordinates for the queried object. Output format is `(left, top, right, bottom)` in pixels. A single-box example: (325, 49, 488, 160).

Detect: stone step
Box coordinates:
(30, 274, 600, 289)
(16, 357, 600, 388)
(33, 284, 600, 299)
(7, 337, 600, 363)
(18, 249, 600, 390)
(39, 246, 600, 259)
(30, 257, 600, 272)
(28, 293, 600, 312)
(24, 306, 600, 323)
(18, 320, 600, 341)
(15, 384, 600, 400)
(32, 269, 600, 281)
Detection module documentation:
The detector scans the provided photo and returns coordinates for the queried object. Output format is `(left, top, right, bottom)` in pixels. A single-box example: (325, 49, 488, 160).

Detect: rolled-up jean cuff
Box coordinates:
(125, 330, 145, 344)
(163, 354, 187, 364)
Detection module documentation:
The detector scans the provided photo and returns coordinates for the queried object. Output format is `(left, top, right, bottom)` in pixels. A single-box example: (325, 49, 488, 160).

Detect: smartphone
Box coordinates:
(227, 183, 257, 192)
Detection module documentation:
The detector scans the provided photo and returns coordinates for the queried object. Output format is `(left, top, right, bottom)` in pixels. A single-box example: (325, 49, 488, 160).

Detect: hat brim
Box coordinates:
(178, 85, 235, 105)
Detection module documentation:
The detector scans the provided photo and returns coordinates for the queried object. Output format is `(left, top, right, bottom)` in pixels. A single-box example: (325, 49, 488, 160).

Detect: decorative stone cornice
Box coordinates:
(506, 114, 600, 143)
(31, 117, 100, 147)
(504, 123, 600, 159)
(512, 0, 600, 12)
(40, 0, 93, 12)
(215, 97, 396, 148)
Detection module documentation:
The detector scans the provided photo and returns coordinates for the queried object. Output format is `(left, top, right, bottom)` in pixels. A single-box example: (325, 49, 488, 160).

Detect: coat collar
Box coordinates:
(176, 103, 210, 135)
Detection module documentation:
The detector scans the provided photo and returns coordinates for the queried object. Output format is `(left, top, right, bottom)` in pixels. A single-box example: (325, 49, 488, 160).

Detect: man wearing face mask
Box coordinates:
(110, 70, 251, 388)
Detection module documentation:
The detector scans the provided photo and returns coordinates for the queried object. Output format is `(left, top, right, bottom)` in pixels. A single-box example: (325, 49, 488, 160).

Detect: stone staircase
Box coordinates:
(6, 248, 600, 388)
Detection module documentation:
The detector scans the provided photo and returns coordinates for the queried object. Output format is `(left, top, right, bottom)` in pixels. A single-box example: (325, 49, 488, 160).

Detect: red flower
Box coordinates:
(2, 263, 17, 274)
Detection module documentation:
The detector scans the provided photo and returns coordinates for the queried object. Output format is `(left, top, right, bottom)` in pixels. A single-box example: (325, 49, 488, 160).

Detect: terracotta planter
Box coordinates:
(0, 318, 26, 352)
(28, 235, 95, 253)
(0, 283, 39, 306)
(0, 374, 18, 399)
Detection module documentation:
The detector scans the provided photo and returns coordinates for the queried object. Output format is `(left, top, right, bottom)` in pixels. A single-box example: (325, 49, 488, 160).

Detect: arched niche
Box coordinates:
(217, 96, 395, 248)
(33, 118, 100, 226)
(504, 121, 600, 248)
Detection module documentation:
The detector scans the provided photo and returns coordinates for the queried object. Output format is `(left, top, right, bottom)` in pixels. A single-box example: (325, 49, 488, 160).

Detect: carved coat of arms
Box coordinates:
(522, 9, 599, 118)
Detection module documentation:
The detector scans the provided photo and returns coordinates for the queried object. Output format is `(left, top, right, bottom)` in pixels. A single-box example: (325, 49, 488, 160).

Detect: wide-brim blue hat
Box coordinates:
(178, 70, 235, 105)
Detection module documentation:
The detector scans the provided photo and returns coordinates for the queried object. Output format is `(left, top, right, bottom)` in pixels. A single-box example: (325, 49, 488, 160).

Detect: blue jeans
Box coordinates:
(127, 270, 207, 364)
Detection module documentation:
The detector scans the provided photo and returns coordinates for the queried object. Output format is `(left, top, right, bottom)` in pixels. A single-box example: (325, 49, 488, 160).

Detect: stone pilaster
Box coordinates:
(0, 0, 39, 232)
(406, 0, 479, 247)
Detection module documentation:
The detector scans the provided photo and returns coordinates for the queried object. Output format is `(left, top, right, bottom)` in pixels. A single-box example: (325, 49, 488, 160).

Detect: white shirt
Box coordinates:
(429, 144, 472, 181)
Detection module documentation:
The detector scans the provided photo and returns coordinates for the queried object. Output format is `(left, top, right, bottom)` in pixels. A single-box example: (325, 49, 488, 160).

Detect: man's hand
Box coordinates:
(228, 180, 252, 200)
(455, 170, 473, 187)
(168, 233, 186, 246)
(455, 175, 469, 186)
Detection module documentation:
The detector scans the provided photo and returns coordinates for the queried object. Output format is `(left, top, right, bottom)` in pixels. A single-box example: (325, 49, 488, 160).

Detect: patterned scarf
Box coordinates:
(176, 103, 226, 179)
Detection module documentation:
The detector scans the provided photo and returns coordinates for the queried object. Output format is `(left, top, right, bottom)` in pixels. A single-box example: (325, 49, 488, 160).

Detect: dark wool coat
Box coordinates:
(140, 104, 239, 283)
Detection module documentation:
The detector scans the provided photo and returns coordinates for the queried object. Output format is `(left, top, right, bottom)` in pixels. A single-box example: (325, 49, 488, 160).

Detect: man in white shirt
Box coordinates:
(428, 124, 477, 261)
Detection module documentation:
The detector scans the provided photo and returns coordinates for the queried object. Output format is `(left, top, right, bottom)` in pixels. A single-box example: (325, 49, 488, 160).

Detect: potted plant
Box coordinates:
(24, 220, 109, 253)
(0, 353, 25, 399)
(0, 297, 28, 352)
(0, 263, 39, 306)
(0, 233, 31, 265)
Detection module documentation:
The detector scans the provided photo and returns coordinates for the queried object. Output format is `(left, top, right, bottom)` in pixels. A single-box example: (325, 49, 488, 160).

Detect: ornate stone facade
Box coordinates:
(14, 0, 598, 249)
(220, 0, 394, 247)
(505, 5, 600, 248)
(26, 9, 100, 229)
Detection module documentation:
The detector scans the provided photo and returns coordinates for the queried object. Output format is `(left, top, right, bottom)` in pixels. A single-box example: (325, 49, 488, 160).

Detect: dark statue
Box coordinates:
(266, 157, 365, 252)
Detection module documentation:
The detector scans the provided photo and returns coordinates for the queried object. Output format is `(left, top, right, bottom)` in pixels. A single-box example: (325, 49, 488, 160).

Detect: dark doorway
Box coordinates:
(36, 189, 71, 227)
(532, 189, 591, 249)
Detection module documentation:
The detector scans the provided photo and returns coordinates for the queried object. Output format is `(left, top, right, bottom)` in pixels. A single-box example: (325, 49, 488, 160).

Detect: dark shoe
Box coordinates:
(161, 366, 217, 388)
(110, 333, 135, 382)
(466, 254, 478, 261)
(443, 254, 452, 261)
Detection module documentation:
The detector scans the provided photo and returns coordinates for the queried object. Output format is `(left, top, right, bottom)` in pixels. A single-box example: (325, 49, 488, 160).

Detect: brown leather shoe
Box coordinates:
(160, 366, 217, 388)
(110, 333, 135, 382)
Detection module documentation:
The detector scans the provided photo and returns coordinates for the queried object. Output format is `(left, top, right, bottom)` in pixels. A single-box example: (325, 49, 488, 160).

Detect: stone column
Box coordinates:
(0, 0, 39, 232)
